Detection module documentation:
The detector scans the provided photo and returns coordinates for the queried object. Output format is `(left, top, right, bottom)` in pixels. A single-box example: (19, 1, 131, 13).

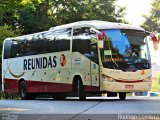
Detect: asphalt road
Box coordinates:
(0, 96, 160, 120)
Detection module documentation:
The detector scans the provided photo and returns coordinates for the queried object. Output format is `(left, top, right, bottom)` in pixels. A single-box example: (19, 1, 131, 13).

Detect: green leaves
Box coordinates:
(142, 0, 160, 32)
(50, 0, 125, 25)
(0, 25, 18, 40)
(0, 0, 126, 34)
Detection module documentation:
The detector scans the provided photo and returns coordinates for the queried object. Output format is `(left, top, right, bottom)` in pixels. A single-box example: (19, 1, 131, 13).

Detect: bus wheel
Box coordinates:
(76, 78, 86, 100)
(19, 81, 31, 100)
(53, 93, 66, 100)
(119, 93, 126, 100)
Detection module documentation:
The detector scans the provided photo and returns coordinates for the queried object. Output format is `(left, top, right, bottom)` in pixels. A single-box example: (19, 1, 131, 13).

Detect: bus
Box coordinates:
(2, 20, 157, 100)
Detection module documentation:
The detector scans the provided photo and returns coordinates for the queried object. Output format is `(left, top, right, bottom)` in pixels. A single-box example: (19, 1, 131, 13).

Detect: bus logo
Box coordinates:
(140, 70, 145, 75)
(60, 54, 67, 67)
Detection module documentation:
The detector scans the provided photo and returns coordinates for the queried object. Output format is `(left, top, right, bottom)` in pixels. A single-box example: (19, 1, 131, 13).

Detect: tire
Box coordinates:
(19, 81, 34, 100)
(76, 78, 86, 100)
(119, 93, 126, 100)
(53, 93, 66, 100)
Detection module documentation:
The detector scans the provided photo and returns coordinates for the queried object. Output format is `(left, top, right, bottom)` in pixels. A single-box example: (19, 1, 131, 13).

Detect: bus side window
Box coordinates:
(73, 27, 98, 63)
(36, 29, 71, 54)
(20, 38, 37, 56)
(4, 40, 12, 59)
(72, 27, 91, 57)
(11, 40, 21, 58)
(54, 28, 71, 52)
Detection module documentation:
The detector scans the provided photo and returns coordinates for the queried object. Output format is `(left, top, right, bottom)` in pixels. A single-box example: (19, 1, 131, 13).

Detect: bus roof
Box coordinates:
(5, 20, 145, 41)
(49, 20, 145, 31)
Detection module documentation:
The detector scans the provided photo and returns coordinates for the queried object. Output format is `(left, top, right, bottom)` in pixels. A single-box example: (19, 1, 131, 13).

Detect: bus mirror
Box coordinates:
(98, 40, 104, 48)
(97, 32, 105, 48)
(90, 28, 105, 48)
(150, 32, 159, 50)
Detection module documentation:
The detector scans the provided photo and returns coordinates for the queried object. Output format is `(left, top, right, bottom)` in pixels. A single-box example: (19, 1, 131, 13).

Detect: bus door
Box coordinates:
(90, 43, 99, 87)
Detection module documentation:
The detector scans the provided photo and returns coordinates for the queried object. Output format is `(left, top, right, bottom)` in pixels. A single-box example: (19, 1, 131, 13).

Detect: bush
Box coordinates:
(0, 91, 19, 99)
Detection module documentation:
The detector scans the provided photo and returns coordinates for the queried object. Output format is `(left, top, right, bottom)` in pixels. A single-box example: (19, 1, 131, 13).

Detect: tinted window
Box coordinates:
(8, 28, 71, 58)
(21, 39, 37, 56)
(54, 29, 71, 52)
(73, 28, 90, 55)
(73, 27, 97, 59)
(11, 40, 21, 58)
(33, 29, 71, 54)
(35, 33, 52, 54)
(4, 40, 12, 59)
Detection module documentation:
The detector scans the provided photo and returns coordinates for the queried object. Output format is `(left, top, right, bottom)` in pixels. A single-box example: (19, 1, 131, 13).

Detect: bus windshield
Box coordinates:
(100, 29, 151, 71)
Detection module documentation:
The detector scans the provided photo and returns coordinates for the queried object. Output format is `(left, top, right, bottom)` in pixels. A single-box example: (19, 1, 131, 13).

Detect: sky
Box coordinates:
(116, 0, 153, 26)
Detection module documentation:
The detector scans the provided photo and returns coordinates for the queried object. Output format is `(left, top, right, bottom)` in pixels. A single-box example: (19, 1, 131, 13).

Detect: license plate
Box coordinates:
(125, 85, 134, 89)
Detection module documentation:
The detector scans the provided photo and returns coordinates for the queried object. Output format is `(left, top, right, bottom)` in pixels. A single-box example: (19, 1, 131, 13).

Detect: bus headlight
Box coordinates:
(143, 76, 152, 82)
(102, 74, 115, 82)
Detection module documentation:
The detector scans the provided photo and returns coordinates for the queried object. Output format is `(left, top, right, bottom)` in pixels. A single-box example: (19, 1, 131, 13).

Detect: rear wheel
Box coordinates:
(119, 93, 126, 100)
(19, 81, 34, 100)
(76, 78, 86, 100)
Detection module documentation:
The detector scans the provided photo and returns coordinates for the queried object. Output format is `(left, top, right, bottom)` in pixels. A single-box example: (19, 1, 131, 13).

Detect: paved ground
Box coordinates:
(0, 96, 160, 120)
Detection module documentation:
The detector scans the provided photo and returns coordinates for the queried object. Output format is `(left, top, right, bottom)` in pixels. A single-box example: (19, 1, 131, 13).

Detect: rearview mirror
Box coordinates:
(150, 32, 159, 50)
(90, 28, 105, 48)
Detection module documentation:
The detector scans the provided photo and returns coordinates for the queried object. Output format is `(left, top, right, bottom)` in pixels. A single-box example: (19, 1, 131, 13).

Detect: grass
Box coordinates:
(127, 92, 133, 96)
(0, 91, 19, 99)
(151, 78, 160, 92)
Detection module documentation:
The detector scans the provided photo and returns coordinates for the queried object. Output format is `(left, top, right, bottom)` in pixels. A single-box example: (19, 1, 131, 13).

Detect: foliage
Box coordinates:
(0, 0, 21, 26)
(151, 77, 160, 92)
(0, 91, 19, 99)
(18, 0, 53, 34)
(50, 0, 126, 25)
(141, 0, 160, 32)
(0, 0, 126, 34)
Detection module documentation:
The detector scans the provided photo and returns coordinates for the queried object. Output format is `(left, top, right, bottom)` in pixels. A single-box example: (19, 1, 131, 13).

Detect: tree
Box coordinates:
(0, 0, 53, 34)
(18, 0, 54, 34)
(141, 0, 160, 32)
(0, 0, 21, 26)
(50, 0, 126, 25)
(1, 0, 126, 34)
(17, 0, 126, 34)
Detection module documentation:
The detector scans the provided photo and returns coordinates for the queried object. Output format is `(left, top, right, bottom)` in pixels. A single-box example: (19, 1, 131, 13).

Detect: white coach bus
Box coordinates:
(2, 20, 157, 100)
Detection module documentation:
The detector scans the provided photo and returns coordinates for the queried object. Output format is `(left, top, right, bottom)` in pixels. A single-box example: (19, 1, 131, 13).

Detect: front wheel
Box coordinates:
(119, 93, 126, 100)
(77, 78, 86, 100)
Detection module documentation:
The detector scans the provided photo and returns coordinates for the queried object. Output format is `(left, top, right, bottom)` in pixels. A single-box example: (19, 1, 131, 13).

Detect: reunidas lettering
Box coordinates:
(23, 56, 57, 70)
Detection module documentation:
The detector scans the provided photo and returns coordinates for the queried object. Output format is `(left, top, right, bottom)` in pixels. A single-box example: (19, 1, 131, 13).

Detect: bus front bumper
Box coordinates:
(101, 81, 152, 92)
